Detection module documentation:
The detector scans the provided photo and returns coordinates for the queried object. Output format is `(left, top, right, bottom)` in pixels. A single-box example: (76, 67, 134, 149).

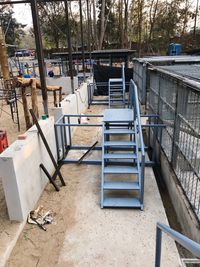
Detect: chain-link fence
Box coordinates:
(149, 69, 200, 221)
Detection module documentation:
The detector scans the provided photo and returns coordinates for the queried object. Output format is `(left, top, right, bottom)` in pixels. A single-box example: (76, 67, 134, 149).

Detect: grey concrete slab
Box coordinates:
(57, 163, 181, 267)
(57, 106, 181, 267)
(103, 109, 133, 122)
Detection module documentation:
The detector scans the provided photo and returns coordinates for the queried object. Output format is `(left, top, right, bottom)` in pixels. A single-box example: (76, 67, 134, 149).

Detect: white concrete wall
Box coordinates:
(53, 81, 89, 159)
(0, 81, 89, 222)
(0, 118, 57, 221)
(46, 76, 78, 95)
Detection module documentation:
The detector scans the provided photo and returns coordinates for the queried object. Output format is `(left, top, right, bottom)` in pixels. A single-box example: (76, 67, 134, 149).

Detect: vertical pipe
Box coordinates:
(31, 0, 48, 115)
(54, 125, 60, 161)
(64, 0, 74, 93)
(86, 0, 92, 75)
(155, 227, 162, 267)
(79, 0, 86, 81)
(67, 116, 72, 147)
(63, 116, 67, 149)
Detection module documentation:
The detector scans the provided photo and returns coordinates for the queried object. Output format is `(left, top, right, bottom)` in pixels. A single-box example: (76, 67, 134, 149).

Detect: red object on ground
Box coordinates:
(0, 130, 8, 153)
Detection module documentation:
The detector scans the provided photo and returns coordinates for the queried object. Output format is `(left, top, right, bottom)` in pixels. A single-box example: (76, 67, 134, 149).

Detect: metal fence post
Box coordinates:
(171, 81, 185, 168)
(155, 227, 162, 267)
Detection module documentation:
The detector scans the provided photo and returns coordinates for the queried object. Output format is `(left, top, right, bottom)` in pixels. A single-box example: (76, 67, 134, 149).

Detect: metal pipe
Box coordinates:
(156, 223, 200, 263)
(86, 0, 92, 75)
(79, 0, 85, 81)
(155, 227, 162, 267)
(31, 0, 48, 115)
(64, 0, 74, 93)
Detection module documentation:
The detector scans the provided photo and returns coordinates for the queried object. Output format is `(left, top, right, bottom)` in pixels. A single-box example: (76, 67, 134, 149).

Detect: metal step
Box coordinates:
(109, 102, 125, 106)
(110, 93, 123, 96)
(104, 153, 137, 159)
(104, 166, 139, 174)
(104, 141, 136, 146)
(104, 129, 135, 134)
(110, 98, 124, 101)
(109, 78, 123, 82)
(110, 89, 124, 92)
(104, 181, 140, 190)
(110, 85, 123, 87)
(103, 197, 141, 208)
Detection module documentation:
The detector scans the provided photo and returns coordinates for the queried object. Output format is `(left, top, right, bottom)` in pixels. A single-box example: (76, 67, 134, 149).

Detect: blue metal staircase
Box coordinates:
(101, 80, 145, 209)
(108, 64, 126, 108)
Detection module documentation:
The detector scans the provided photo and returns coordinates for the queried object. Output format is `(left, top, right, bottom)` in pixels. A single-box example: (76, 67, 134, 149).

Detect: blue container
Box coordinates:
(168, 43, 182, 56)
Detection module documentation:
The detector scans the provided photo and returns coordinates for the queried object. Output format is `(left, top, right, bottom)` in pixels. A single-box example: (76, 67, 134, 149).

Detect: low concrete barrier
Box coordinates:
(0, 118, 56, 221)
(0, 81, 89, 222)
(46, 76, 78, 95)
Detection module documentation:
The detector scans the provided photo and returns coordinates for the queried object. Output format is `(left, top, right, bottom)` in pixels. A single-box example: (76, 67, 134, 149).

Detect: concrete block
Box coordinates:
(52, 81, 89, 159)
(0, 117, 57, 221)
(46, 77, 78, 95)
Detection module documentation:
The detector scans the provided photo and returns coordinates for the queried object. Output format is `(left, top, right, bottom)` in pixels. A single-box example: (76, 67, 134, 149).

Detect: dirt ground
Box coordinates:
(5, 105, 104, 267)
(0, 93, 56, 145)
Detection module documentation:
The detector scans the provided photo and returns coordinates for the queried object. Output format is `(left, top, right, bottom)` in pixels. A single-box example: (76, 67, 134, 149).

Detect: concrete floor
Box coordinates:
(2, 104, 181, 266)
(56, 164, 181, 267)
(56, 106, 181, 267)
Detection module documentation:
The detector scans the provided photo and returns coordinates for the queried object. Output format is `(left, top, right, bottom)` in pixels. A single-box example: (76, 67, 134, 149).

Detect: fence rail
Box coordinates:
(155, 222, 200, 267)
(148, 68, 200, 221)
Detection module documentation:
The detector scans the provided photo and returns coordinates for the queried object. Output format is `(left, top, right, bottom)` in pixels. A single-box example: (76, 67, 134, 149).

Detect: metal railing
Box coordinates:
(155, 222, 200, 267)
(149, 68, 200, 221)
(87, 81, 130, 107)
(130, 79, 145, 206)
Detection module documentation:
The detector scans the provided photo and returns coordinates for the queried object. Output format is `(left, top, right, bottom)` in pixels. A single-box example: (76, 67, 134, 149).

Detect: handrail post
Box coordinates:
(155, 226, 162, 267)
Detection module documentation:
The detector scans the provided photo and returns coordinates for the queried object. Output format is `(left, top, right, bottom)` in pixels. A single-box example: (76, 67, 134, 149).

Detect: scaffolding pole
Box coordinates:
(64, 0, 74, 94)
(30, 0, 48, 115)
(79, 0, 86, 82)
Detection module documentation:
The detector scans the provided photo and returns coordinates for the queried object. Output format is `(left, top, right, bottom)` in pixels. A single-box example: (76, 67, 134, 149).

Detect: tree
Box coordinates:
(0, 5, 25, 50)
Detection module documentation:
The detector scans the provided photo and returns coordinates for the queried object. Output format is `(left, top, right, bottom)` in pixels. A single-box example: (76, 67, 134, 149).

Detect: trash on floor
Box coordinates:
(27, 205, 55, 231)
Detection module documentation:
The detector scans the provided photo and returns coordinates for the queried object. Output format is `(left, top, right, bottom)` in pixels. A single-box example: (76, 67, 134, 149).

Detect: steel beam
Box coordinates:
(31, 0, 48, 115)
(64, 0, 74, 93)
(79, 0, 85, 81)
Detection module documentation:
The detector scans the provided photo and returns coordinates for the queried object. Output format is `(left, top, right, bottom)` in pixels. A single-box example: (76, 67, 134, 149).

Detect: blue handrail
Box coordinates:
(129, 79, 145, 206)
(155, 222, 200, 267)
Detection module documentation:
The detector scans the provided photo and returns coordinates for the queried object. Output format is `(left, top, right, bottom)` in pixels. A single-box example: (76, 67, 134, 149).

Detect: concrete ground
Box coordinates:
(3, 104, 181, 267)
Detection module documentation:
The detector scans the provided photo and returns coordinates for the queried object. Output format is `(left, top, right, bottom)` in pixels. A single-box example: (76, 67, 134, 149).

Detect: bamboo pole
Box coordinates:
(0, 26, 9, 81)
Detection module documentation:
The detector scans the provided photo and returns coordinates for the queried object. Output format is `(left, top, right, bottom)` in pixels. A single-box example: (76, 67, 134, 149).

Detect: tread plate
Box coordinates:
(104, 141, 136, 146)
(104, 181, 140, 190)
(103, 197, 141, 207)
(104, 166, 138, 174)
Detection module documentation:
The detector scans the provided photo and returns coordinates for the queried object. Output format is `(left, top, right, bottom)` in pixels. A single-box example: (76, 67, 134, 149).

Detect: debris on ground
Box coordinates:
(27, 205, 55, 231)
(79, 113, 90, 124)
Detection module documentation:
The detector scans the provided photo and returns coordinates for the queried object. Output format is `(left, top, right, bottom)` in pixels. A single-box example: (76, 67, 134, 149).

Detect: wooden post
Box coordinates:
(59, 88, 62, 103)
(31, 78, 39, 118)
(0, 26, 9, 81)
(21, 87, 32, 130)
(53, 90, 57, 107)
(0, 26, 10, 101)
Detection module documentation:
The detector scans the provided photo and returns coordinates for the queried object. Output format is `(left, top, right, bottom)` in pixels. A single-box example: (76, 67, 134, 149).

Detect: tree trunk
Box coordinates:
(99, 0, 106, 49)
(119, 0, 123, 48)
(92, 0, 98, 49)
(0, 27, 10, 82)
(124, 0, 129, 48)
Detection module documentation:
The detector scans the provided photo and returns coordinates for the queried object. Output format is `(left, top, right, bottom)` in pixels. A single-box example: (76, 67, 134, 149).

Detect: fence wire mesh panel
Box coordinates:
(133, 61, 146, 104)
(149, 69, 200, 221)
